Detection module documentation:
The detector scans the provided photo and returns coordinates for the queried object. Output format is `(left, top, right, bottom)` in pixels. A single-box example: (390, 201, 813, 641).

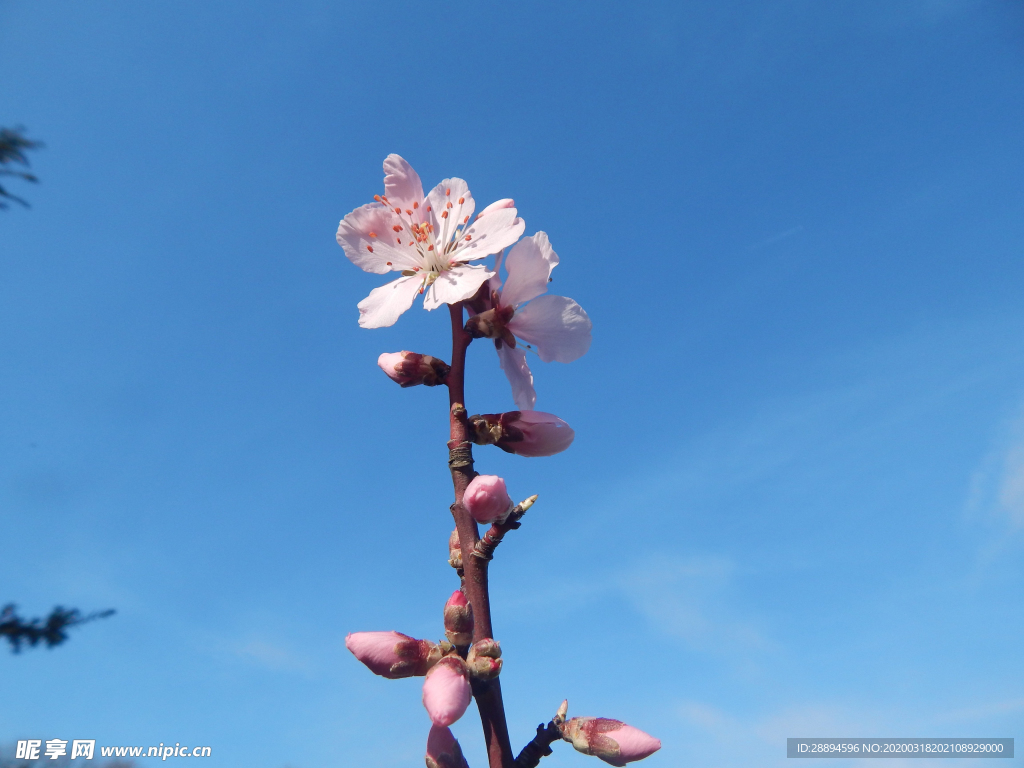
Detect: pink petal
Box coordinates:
(476, 198, 515, 219)
(426, 177, 476, 243)
(422, 657, 472, 727)
(423, 264, 494, 311)
(497, 344, 536, 411)
(337, 203, 420, 274)
(608, 724, 662, 764)
(450, 208, 526, 263)
(500, 232, 558, 308)
(383, 154, 425, 209)
(357, 275, 422, 328)
(508, 294, 592, 363)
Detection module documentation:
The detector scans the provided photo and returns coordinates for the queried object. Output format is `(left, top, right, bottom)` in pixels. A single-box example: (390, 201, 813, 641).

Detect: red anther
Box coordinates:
(396, 238, 401, 244)
(413, 201, 419, 209)
(381, 196, 389, 202)
(446, 188, 451, 195)
(374, 194, 382, 202)
(406, 209, 412, 215)
(386, 261, 392, 266)
(465, 235, 472, 241)
(418, 287, 424, 294)
(428, 244, 434, 251)
(367, 246, 374, 252)
(458, 197, 464, 204)
(442, 211, 449, 219)
(369, 231, 377, 237)
(463, 216, 469, 224)
(392, 225, 402, 232)
(446, 201, 453, 209)
(427, 206, 432, 211)
(394, 207, 402, 214)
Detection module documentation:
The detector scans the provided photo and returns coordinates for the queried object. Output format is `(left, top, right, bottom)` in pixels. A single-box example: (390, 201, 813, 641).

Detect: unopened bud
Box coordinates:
(469, 411, 574, 457)
(560, 717, 661, 766)
(463, 474, 514, 524)
(443, 590, 474, 647)
(345, 631, 441, 679)
(425, 725, 470, 768)
(378, 351, 450, 387)
(448, 528, 462, 570)
(466, 637, 502, 681)
(422, 656, 472, 727)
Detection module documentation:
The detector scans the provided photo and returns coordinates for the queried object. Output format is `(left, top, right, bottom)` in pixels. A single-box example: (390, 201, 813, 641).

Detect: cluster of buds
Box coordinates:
(560, 716, 662, 767)
(464, 297, 516, 348)
(378, 351, 450, 387)
(468, 410, 575, 457)
(345, 592, 502, 731)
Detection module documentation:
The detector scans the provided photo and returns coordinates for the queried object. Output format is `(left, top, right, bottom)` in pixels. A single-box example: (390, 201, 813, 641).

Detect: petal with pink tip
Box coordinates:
(508, 294, 592, 363)
(357, 275, 422, 329)
(500, 232, 558, 308)
(423, 264, 494, 311)
(497, 344, 536, 411)
(383, 154, 425, 209)
(422, 658, 472, 727)
(449, 207, 525, 264)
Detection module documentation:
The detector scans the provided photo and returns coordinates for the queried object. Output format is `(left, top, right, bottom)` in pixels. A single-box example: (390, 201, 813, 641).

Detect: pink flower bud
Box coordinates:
(463, 475, 513, 524)
(377, 351, 450, 387)
(425, 725, 470, 768)
(469, 411, 575, 457)
(448, 528, 462, 570)
(345, 631, 440, 679)
(476, 198, 515, 219)
(560, 718, 661, 766)
(443, 590, 474, 647)
(422, 656, 472, 726)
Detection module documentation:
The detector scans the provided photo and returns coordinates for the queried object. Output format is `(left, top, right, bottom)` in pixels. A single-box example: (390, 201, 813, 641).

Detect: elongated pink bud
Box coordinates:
(422, 656, 472, 726)
(469, 411, 575, 457)
(378, 351, 450, 387)
(443, 590, 474, 647)
(463, 474, 513, 524)
(560, 717, 661, 766)
(345, 631, 440, 679)
(425, 725, 470, 768)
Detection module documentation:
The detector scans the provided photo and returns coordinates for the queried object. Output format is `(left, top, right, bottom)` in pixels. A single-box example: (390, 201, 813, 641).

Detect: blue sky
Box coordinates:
(1, 1, 1022, 766)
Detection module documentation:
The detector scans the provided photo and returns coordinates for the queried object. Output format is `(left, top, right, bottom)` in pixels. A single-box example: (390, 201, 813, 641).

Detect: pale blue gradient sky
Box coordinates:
(1, 1, 1022, 766)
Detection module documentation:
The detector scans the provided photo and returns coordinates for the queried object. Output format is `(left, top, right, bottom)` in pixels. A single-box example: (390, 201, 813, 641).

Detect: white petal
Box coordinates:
(497, 344, 536, 411)
(426, 178, 476, 248)
(500, 232, 558, 308)
(382, 154, 425, 209)
(357, 275, 422, 328)
(449, 208, 525, 264)
(337, 203, 422, 273)
(423, 264, 494, 311)
(508, 294, 592, 363)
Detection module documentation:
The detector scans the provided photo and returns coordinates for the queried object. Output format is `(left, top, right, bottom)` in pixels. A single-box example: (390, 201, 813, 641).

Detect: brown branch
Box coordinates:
(474, 495, 538, 561)
(447, 301, 515, 768)
(514, 701, 569, 768)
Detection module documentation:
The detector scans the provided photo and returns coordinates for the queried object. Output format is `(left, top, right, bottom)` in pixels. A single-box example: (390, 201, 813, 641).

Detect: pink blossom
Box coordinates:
(463, 474, 513, 524)
(422, 656, 472, 726)
(465, 232, 592, 409)
(469, 411, 575, 457)
(344, 631, 438, 679)
(425, 725, 470, 768)
(377, 351, 449, 387)
(337, 155, 525, 328)
(561, 717, 661, 766)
